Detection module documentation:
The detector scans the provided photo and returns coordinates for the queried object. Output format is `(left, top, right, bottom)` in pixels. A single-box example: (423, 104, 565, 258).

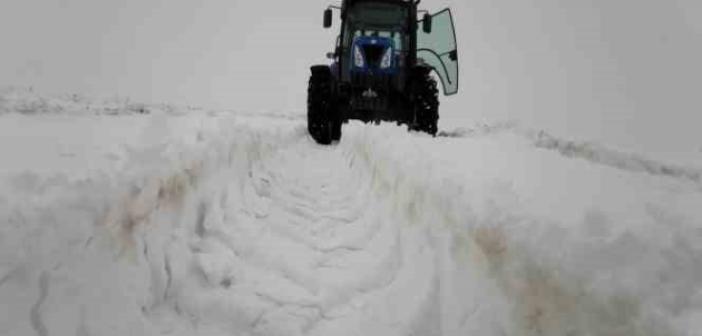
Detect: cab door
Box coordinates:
(417, 9, 459, 96)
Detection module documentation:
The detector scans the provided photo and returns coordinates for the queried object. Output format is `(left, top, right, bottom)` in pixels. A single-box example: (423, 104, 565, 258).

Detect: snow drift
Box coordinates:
(1, 89, 702, 336)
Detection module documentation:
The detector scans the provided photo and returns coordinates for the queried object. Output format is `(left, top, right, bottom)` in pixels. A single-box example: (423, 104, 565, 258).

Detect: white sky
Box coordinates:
(1, 0, 701, 152)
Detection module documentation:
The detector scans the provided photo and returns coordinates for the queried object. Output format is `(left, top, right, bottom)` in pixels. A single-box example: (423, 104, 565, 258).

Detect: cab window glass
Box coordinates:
(417, 9, 459, 95)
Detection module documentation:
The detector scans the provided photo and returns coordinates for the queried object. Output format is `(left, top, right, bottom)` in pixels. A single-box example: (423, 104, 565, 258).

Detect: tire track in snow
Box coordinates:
(251, 136, 435, 335)
(147, 127, 439, 335)
(243, 139, 401, 300)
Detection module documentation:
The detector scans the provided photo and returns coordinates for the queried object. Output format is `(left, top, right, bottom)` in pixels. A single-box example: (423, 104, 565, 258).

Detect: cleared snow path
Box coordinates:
(136, 128, 481, 336)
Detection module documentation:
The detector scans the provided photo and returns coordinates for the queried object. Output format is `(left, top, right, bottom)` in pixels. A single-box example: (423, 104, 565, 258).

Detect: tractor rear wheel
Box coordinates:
(307, 66, 341, 145)
(331, 121, 342, 141)
(409, 68, 439, 136)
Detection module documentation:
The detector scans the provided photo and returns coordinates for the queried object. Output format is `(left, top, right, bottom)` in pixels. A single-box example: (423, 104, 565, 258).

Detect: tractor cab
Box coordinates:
(325, 0, 458, 96)
(338, 2, 410, 79)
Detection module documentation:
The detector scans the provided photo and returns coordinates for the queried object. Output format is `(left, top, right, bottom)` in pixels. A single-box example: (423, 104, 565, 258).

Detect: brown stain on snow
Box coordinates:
(468, 226, 670, 336)
(100, 162, 203, 256)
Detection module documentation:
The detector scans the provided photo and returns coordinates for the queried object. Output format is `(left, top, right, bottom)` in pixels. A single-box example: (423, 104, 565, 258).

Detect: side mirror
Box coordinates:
(324, 9, 333, 28)
(422, 13, 432, 33)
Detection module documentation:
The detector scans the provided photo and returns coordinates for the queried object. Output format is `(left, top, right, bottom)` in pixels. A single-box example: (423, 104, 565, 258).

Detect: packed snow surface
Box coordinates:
(1, 89, 702, 336)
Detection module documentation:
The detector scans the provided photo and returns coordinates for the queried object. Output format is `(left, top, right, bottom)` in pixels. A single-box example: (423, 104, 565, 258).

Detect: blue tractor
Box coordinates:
(308, 0, 459, 144)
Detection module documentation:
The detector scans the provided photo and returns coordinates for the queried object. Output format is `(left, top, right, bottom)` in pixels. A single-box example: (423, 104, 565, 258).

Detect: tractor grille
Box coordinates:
(351, 73, 393, 91)
(352, 95, 389, 112)
(350, 73, 394, 112)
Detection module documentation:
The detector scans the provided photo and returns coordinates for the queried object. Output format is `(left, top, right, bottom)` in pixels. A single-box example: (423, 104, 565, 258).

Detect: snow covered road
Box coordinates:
(2, 90, 702, 335)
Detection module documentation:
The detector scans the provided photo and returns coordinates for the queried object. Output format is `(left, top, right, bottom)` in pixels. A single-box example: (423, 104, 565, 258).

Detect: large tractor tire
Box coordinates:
(331, 119, 342, 142)
(307, 66, 341, 145)
(409, 67, 439, 136)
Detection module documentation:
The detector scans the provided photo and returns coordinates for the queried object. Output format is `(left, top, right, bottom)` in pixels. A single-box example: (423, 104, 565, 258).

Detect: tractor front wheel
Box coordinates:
(409, 67, 439, 136)
(307, 66, 341, 145)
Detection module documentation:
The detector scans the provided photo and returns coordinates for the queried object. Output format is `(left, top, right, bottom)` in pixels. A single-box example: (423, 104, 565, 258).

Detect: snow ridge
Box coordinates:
(442, 122, 702, 185)
(530, 130, 702, 184)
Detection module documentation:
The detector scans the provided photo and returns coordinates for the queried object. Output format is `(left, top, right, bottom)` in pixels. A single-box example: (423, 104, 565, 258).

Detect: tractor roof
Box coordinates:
(341, 0, 416, 15)
(344, 0, 414, 4)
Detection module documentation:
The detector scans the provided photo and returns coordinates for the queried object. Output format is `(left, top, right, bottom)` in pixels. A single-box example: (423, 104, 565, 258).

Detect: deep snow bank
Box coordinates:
(350, 123, 702, 335)
(0, 99, 305, 335)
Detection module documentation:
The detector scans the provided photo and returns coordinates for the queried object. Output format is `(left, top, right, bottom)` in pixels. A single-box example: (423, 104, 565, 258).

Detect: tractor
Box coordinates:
(308, 0, 459, 144)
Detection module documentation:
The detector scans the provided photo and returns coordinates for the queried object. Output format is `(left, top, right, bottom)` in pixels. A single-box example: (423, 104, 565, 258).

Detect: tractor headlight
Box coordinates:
(353, 46, 365, 67)
(380, 47, 393, 69)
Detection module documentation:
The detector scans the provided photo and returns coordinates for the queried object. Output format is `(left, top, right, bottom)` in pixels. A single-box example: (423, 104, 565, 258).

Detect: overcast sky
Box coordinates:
(1, 0, 701, 152)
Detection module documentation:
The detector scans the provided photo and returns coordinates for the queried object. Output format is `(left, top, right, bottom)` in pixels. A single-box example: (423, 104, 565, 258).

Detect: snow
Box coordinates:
(1, 88, 702, 336)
